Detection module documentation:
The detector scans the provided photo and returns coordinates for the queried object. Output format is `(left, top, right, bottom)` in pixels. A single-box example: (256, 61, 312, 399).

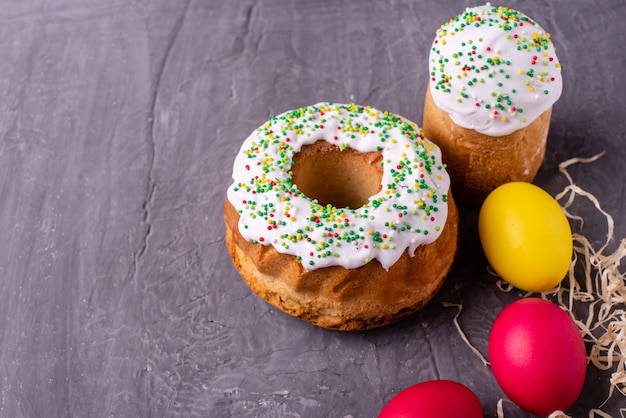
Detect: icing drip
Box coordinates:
(227, 103, 451, 271)
(429, 3, 563, 136)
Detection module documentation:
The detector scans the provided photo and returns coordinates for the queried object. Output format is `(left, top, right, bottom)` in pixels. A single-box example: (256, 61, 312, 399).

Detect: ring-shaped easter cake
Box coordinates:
(225, 102, 459, 330)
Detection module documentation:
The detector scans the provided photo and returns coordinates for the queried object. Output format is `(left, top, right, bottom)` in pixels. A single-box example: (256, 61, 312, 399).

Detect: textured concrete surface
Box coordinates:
(0, 1, 624, 416)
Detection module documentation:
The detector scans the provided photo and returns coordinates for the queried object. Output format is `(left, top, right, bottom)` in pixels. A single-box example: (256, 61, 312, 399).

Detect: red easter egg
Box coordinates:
(379, 380, 483, 418)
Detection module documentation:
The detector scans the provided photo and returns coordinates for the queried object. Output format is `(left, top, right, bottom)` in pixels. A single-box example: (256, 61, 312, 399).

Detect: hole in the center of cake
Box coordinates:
(291, 141, 383, 209)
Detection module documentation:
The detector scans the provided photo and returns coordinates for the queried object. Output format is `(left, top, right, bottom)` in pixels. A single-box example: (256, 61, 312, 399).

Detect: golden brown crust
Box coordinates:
(291, 141, 383, 209)
(224, 188, 459, 331)
(422, 85, 551, 204)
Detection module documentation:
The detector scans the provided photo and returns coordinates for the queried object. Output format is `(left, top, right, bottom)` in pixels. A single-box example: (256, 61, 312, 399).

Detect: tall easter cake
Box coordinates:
(422, 3, 563, 203)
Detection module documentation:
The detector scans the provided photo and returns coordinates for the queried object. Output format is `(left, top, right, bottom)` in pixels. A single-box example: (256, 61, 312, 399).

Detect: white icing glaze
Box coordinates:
(428, 3, 562, 136)
(227, 103, 451, 271)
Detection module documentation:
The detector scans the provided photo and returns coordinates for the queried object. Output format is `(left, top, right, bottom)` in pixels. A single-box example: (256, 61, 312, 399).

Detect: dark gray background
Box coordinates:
(1, 0, 624, 417)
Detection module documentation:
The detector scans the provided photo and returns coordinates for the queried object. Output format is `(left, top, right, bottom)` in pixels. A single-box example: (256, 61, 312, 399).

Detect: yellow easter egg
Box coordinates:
(478, 182, 573, 292)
